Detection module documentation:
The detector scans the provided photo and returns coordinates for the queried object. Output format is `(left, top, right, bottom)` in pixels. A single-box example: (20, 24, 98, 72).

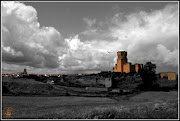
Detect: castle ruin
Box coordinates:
(160, 72, 176, 80)
(113, 51, 143, 73)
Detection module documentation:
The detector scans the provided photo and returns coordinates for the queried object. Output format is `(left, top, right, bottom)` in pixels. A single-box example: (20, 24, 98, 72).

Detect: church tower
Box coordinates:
(23, 68, 27, 75)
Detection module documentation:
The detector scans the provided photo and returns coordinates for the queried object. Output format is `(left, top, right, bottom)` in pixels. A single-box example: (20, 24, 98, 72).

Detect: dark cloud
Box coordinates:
(2, 1, 66, 69)
(79, 3, 178, 73)
(2, 2, 178, 74)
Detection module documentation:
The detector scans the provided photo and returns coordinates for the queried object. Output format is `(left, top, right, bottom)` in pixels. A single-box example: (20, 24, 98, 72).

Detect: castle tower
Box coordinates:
(113, 50, 143, 73)
(116, 51, 128, 72)
(134, 63, 143, 73)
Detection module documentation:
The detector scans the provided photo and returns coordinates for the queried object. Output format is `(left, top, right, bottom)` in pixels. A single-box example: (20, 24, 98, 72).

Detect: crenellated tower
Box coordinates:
(113, 51, 143, 73)
(116, 51, 127, 72)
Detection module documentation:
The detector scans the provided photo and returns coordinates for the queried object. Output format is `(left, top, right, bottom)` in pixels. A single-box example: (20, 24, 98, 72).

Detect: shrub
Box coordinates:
(2, 81, 54, 96)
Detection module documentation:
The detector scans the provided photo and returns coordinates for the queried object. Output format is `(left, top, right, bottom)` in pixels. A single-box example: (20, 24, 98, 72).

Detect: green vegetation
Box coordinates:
(2, 91, 178, 119)
(2, 63, 178, 119)
(2, 77, 66, 96)
(157, 78, 177, 91)
(84, 100, 177, 119)
(2, 77, 108, 97)
(139, 62, 158, 90)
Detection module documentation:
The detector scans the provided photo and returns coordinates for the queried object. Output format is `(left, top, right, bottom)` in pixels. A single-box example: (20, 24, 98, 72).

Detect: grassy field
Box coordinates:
(2, 77, 109, 97)
(2, 91, 178, 119)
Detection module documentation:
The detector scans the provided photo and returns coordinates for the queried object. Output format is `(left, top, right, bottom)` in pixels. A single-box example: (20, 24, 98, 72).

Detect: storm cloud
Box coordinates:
(2, 1, 66, 69)
(78, 3, 178, 73)
(1, 2, 178, 74)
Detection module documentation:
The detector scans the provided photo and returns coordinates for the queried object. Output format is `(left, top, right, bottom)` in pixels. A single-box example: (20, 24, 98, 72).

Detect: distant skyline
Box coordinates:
(1, 1, 179, 74)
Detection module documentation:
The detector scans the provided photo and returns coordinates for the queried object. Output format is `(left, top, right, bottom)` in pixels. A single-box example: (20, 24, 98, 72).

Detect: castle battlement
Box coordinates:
(113, 51, 143, 73)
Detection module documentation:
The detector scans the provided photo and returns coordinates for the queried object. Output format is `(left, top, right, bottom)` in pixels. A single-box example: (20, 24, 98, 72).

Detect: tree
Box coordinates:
(139, 62, 158, 90)
(143, 62, 156, 74)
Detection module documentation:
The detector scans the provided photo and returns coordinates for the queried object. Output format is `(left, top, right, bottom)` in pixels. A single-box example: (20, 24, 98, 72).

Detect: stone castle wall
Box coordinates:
(160, 72, 176, 80)
(123, 62, 131, 73)
(113, 51, 143, 73)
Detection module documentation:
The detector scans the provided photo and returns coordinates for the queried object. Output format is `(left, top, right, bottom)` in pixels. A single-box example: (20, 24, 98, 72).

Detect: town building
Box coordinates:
(113, 51, 143, 73)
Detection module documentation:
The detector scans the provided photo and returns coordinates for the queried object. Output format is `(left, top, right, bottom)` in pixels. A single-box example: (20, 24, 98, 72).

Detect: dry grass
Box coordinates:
(3, 100, 177, 119)
(2, 91, 178, 119)
(129, 91, 178, 102)
(2, 77, 108, 96)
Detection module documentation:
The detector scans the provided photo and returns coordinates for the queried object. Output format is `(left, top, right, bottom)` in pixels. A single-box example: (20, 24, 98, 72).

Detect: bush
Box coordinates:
(2, 81, 53, 96)
(139, 62, 158, 91)
(2, 85, 9, 94)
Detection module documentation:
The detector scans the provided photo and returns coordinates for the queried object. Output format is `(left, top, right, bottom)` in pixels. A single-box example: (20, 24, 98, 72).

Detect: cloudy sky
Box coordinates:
(1, 1, 179, 74)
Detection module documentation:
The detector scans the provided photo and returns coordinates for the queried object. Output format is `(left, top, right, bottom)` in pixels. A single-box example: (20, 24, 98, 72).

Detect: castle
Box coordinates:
(113, 51, 143, 73)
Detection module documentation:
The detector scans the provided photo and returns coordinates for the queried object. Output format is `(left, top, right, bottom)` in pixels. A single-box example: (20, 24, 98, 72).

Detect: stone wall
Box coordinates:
(160, 72, 176, 80)
(123, 62, 131, 73)
(113, 51, 143, 73)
